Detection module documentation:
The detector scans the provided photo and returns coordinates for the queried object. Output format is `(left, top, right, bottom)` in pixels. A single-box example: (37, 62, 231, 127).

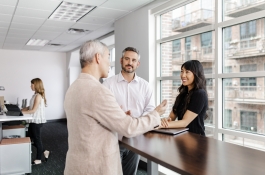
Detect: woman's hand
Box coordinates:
(160, 117, 172, 128)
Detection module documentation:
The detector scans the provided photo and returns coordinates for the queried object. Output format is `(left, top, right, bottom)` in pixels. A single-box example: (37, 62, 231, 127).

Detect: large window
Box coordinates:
(156, 0, 265, 151)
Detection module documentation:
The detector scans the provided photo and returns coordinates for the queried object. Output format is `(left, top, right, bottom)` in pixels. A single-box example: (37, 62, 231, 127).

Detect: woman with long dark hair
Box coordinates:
(161, 60, 208, 136)
(22, 78, 50, 165)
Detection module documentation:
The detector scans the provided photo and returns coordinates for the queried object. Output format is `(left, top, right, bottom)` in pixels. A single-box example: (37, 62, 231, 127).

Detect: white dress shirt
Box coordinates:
(103, 72, 155, 118)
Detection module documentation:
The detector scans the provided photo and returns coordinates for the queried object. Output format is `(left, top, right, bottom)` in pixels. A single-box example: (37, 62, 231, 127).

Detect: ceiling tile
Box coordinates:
(0, 21, 10, 28)
(3, 45, 24, 50)
(3, 43, 24, 47)
(0, 14, 12, 22)
(8, 28, 36, 35)
(79, 15, 112, 25)
(18, 0, 61, 11)
(34, 31, 62, 37)
(0, 0, 18, 6)
(0, 5, 15, 15)
(50, 39, 73, 45)
(100, 0, 153, 11)
(40, 46, 62, 52)
(12, 16, 46, 25)
(22, 45, 42, 51)
(0, 32, 7, 37)
(5, 37, 29, 44)
(0, 36, 5, 42)
(39, 26, 68, 32)
(33, 31, 62, 40)
(10, 22, 41, 30)
(15, 7, 52, 18)
(64, 0, 107, 6)
(88, 7, 128, 19)
(29, 35, 54, 40)
(71, 22, 102, 30)
(7, 32, 33, 38)
(43, 20, 75, 28)
(0, 27, 8, 33)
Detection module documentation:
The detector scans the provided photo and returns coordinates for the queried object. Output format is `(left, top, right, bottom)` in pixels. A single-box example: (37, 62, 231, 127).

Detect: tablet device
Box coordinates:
(151, 128, 188, 135)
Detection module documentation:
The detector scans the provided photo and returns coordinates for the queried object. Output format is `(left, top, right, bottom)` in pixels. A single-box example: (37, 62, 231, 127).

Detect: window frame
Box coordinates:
(153, 0, 265, 144)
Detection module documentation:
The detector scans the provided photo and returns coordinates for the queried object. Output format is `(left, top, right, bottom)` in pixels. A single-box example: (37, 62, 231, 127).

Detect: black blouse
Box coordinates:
(172, 89, 208, 136)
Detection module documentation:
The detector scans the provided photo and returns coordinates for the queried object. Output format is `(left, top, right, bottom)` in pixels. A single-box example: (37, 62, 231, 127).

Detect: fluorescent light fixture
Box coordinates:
(49, 1, 95, 22)
(26, 39, 50, 46)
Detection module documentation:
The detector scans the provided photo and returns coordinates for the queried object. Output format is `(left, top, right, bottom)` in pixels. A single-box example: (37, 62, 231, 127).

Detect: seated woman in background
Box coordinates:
(22, 78, 50, 165)
(160, 60, 208, 136)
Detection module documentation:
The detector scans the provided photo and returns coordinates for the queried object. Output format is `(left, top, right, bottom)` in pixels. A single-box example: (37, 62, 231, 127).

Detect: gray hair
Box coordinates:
(80, 40, 108, 68)
(122, 47, 140, 60)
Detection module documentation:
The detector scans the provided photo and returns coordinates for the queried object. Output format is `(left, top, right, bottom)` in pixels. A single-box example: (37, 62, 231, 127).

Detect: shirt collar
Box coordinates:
(117, 71, 139, 83)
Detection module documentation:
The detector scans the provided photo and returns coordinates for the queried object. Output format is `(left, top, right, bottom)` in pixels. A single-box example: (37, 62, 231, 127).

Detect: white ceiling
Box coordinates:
(0, 0, 154, 52)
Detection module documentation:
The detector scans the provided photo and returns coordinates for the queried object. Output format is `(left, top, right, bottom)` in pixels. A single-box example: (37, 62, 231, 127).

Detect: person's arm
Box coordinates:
(161, 110, 197, 128)
(21, 106, 29, 111)
(22, 95, 41, 114)
(91, 87, 167, 138)
(161, 90, 207, 128)
(160, 110, 177, 127)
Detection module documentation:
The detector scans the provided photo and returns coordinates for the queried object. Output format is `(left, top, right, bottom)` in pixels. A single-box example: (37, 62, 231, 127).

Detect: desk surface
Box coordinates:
(119, 132, 265, 175)
(0, 113, 32, 122)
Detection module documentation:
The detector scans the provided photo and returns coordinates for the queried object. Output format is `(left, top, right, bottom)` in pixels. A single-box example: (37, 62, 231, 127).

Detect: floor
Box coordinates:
(30, 121, 147, 175)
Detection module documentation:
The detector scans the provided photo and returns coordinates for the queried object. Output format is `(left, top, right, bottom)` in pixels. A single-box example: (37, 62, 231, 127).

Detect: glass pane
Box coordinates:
(223, 134, 265, 151)
(223, 78, 265, 135)
(223, 18, 265, 73)
(223, 0, 265, 21)
(205, 78, 215, 125)
(161, 80, 180, 118)
(160, 0, 215, 39)
(244, 138, 265, 151)
(205, 129, 214, 138)
(161, 31, 215, 77)
(223, 134, 244, 146)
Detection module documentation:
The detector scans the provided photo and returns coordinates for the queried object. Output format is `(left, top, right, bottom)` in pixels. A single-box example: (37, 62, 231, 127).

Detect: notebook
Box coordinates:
(151, 128, 189, 135)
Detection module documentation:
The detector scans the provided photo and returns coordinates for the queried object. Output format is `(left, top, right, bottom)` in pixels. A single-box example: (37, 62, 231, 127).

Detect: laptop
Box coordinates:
(151, 128, 189, 135)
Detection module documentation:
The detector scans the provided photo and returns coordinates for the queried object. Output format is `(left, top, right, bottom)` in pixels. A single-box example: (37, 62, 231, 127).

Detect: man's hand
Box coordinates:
(155, 100, 167, 116)
(161, 117, 171, 128)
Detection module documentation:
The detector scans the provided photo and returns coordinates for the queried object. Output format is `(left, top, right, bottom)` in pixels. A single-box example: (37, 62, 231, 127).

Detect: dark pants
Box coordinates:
(120, 145, 140, 175)
(28, 123, 44, 160)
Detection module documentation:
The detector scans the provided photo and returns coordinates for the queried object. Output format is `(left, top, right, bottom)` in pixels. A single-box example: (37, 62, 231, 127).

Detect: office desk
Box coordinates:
(119, 132, 265, 175)
(0, 113, 32, 174)
(0, 113, 31, 141)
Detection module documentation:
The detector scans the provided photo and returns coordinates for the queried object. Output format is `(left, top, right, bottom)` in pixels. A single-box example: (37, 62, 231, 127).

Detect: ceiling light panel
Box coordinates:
(26, 39, 50, 46)
(49, 2, 95, 22)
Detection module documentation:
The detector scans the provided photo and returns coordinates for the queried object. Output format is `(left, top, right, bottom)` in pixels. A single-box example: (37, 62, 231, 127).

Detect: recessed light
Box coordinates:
(49, 1, 96, 22)
(48, 43, 64, 47)
(26, 39, 50, 46)
(67, 28, 89, 35)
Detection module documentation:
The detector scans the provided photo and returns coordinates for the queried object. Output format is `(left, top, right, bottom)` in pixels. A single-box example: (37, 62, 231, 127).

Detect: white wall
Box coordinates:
(0, 49, 67, 120)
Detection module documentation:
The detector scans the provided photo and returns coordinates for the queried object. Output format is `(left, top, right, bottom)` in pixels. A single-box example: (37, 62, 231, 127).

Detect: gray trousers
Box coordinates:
(120, 145, 140, 175)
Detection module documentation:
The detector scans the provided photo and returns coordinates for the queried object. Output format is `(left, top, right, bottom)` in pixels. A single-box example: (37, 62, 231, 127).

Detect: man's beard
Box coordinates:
(122, 65, 134, 73)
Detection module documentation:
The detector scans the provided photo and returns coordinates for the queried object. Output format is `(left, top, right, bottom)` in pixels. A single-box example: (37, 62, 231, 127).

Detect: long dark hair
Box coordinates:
(174, 60, 207, 118)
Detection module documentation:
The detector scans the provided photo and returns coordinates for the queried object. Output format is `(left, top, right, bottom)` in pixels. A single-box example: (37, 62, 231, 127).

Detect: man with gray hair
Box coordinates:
(64, 40, 167, 175)
(103, 47, 155, 175)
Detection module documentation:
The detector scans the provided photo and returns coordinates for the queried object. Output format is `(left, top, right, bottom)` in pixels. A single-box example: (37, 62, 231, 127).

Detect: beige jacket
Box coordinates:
(64, 73, 160, 175)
